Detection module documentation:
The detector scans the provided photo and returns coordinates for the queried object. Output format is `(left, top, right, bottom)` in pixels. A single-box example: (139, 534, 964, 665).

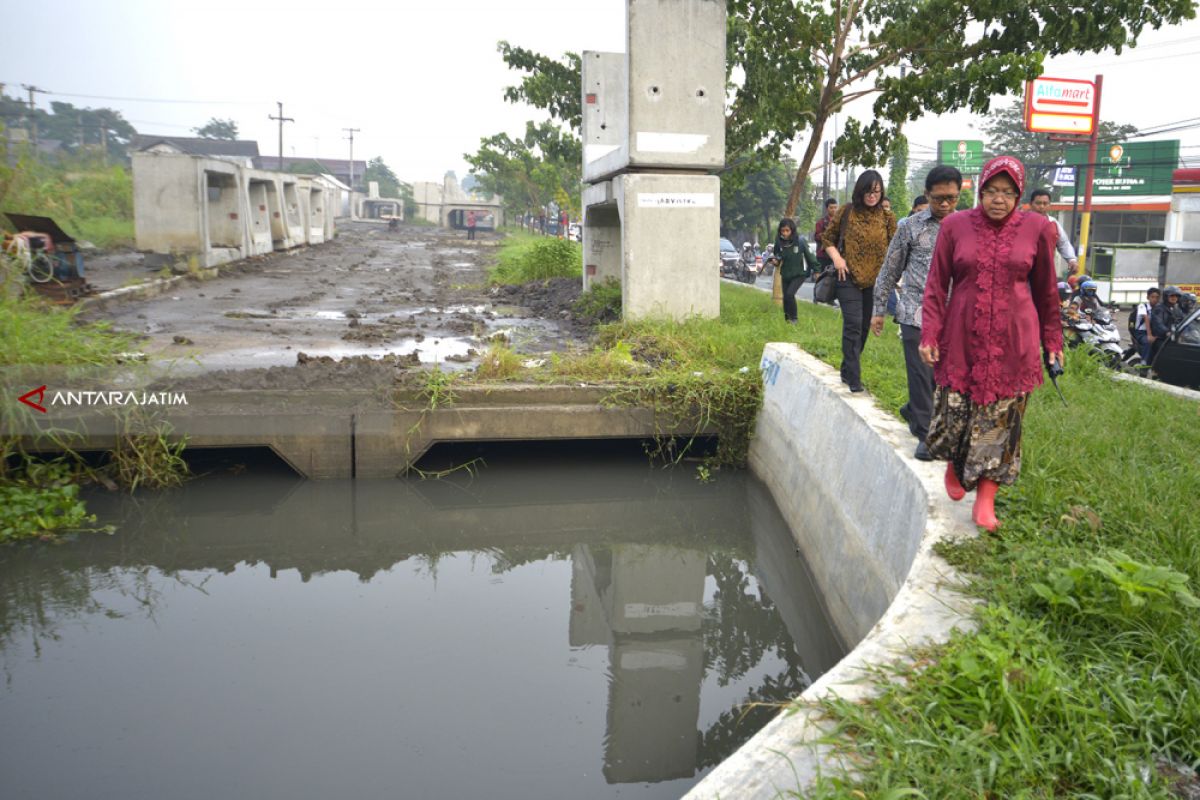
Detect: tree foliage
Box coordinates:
(0, 94, 136, 164)
(728, 0, 1195, 216)
(192, 117, 239, 140)
(364, 156, 401, 198)
(978, 101, 1140, 198)
(466, 44, 582, 217)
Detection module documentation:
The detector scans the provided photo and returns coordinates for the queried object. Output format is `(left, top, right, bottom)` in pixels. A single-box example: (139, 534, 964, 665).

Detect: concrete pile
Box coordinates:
(581, 0, 725, 321)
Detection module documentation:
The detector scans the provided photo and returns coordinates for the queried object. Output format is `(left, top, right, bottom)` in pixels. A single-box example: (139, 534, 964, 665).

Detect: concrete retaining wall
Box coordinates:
(684, 343, 976, 799)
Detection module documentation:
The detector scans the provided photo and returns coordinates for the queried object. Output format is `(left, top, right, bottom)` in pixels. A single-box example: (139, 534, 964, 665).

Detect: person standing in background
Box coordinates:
(870, 165, 963, 461)
(1029, 189, 1079, 274)
(1134, 287, 1160, 365)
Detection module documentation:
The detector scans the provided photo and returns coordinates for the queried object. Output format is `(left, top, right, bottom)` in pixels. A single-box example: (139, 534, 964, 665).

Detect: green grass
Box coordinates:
(465, 281, 1200, 796)
(0, 266, 140, 366)
(74, 216, 135, 249)
(490, 230, 582, 284)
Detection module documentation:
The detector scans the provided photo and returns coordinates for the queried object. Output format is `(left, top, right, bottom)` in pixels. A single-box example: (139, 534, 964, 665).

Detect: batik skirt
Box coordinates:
(925, 386, 1028, 491)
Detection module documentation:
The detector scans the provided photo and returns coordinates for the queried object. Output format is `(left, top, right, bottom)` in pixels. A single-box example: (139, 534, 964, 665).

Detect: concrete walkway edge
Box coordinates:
(684, 343, 979, 799)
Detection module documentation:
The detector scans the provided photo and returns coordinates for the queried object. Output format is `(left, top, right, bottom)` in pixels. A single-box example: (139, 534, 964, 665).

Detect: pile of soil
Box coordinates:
(151, 353, 421, 392)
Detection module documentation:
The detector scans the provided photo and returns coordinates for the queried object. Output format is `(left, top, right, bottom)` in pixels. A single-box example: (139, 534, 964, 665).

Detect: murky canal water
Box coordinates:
(0, 443, 844, 799)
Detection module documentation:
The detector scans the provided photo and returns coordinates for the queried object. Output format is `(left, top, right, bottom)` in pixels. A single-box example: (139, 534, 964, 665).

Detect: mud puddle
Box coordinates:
(82, 221, 586, 389)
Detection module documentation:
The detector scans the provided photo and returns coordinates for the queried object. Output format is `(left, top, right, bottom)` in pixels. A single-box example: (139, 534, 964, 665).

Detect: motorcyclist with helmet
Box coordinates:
(1073, 279, 1105, 315)
(1149, 285, 1186, 364)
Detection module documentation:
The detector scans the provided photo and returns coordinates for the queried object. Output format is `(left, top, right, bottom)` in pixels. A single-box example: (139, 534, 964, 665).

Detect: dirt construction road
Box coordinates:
(82, 222, 583, 387)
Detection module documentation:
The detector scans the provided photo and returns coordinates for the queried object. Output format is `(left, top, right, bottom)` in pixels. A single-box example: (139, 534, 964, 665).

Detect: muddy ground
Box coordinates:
(80, 221, 590, 390)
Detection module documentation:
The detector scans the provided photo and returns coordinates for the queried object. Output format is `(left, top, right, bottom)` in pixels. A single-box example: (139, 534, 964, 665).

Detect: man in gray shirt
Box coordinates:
(1030, 189, 1079, 273)
(870, 165, 963, 461)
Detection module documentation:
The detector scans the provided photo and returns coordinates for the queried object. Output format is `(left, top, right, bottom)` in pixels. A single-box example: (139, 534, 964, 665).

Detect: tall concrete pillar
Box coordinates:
(581, 0, 726, 321)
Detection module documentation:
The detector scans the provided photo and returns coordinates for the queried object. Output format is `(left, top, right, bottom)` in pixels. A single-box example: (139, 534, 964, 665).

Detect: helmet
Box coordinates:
(1081, 280, 1098, 295)
(1164, 285, 1182, 298)
(1057, 281, 1070, 301)
(1067, 274, 1081, 290)
(742, 242, 752, 249)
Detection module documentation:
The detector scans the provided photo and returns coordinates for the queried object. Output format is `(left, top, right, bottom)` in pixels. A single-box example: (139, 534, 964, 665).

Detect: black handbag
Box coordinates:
(813, 207, 850, 305)
(813, 266, 838, 304)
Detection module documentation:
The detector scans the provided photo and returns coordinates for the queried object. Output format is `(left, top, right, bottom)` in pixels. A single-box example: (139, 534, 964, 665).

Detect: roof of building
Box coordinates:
(256, 155, 367, 174)
(134, 135, 261, 158)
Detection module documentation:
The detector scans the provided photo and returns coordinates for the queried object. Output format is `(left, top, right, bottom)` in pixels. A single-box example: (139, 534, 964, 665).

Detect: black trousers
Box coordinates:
(836, 280, 873, 385)
(901, 323, 934, 441)
(782, 275, 805, 321)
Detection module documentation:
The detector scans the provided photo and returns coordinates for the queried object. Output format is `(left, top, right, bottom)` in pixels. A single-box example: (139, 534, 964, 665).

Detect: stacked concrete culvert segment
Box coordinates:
(581, 0, 726, 321)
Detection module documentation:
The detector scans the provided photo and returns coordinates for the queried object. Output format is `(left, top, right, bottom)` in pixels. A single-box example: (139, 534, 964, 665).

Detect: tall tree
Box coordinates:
(192, 117, 239, 140)
(1, 96, 136, 164)
(364, 156, 401, 198)
(721, 158, 795, 245)
(728, 0, 1194, 217)
(466, 44, 583, 216)
(978, 101, 1140, 198)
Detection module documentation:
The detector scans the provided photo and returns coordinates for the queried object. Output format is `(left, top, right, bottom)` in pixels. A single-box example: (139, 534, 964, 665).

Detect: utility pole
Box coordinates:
(343, 127, 360, 188)
(269, 101, 294, 172)
(821, 141, 830, 201)
(21, 84, 47, 155)
(1076, 74, 1104, 277)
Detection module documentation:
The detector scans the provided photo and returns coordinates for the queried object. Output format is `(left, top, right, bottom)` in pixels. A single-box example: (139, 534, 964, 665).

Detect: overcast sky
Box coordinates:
(4, 0, 1198, 187)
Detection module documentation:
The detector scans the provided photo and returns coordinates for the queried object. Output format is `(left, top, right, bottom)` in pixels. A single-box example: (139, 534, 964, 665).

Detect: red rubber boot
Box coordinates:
(973, 479, 999, 532)
(944, 462, 966, 502)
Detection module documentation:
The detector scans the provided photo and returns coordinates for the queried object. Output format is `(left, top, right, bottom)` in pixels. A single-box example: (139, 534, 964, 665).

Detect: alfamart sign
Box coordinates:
(1024, 77, 1097, 135)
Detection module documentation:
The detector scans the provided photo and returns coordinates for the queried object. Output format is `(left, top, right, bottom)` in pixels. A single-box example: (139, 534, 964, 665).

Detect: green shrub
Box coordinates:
(574, 277, 622, 324)
(490, 233, 582, 284)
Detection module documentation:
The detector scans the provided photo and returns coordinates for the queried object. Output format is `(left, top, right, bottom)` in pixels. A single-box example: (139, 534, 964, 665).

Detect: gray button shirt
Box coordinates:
(872, 208, 944, 328)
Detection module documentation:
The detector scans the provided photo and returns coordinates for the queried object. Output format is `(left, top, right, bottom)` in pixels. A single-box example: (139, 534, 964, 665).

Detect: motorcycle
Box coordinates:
(1062, 305, 1125, 368)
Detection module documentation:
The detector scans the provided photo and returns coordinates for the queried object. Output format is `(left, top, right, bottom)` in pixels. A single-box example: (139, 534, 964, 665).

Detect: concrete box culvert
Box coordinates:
(684, 343, 979, 799)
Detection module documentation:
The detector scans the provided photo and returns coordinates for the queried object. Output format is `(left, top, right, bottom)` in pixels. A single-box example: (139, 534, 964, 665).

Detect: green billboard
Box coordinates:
(1061, 139, 1180, 197)
(937, 139, 985, 173)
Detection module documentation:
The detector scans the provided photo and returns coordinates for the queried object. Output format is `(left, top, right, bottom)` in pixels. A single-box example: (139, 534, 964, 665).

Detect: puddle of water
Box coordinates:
(0, 448, 844, 799)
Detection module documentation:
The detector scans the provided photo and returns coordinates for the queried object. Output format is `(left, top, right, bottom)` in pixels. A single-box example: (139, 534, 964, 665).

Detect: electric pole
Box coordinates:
(21, 84, 47, 155)
(343, 127, 360, 189)
(269, 102, 294, 172)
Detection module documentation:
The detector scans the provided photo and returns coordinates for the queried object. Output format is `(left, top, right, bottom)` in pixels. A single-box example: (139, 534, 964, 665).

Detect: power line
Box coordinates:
(33, 89, 266, 106)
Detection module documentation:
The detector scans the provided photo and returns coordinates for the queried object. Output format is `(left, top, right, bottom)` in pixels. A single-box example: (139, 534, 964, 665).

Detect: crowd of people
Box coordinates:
(767, 156, 1068, 532)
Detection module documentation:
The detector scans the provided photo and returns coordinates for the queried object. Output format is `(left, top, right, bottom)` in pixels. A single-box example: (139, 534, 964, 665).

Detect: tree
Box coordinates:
(1, 95, 137, 164)
(364, 156, 401, 198)
(465, 44, 583, 217)
(886, 135, 910, 215)
(466, 121, 581, 217)
(193, 118, 239, 140)
(978, 101, 1139, 199)
(721, 158, 795, 245)
(727, 0, 1194, 218)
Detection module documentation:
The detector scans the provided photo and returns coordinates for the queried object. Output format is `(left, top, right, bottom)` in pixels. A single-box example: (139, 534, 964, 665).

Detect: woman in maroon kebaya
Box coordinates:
(918, 156, 1064, 531)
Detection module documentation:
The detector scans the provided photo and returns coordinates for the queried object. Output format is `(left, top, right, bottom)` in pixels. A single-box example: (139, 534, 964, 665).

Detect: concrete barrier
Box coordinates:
(685, 343, 977, 799)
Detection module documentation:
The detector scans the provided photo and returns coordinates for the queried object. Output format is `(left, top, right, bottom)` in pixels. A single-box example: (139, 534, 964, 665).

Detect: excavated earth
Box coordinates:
(80, 221, 590, 391)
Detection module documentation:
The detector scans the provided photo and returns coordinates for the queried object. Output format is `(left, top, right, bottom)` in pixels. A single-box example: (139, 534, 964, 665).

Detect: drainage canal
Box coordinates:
(0, 440, 845, 799)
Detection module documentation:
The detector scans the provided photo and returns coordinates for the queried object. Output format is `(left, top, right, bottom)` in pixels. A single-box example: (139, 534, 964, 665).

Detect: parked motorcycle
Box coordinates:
(1062, 305, 1124, 368)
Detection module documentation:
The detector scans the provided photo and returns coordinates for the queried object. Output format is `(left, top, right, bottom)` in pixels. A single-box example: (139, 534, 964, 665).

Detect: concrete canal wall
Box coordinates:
(685, 343, 977, 799)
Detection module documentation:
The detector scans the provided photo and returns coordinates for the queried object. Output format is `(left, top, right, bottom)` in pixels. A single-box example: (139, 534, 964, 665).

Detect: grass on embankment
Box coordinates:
(1, 266, 185, 543)
(489, 230, 582, 284)
(469, 279, 1200, 797)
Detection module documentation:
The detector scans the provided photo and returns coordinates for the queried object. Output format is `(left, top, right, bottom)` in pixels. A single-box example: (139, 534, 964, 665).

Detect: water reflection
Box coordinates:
(0, 452, 845, 798)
